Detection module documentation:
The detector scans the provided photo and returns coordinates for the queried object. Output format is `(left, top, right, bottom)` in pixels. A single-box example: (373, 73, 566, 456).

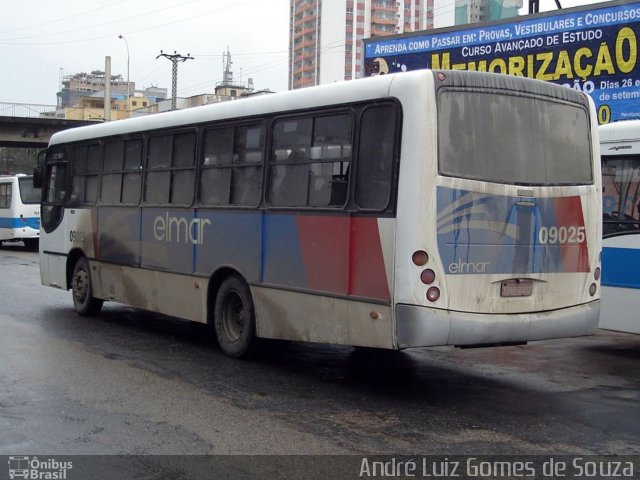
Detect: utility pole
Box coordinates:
(156, 50, 193, 110)
(118, 35, 130, 112)
(105, 56, 112, 122)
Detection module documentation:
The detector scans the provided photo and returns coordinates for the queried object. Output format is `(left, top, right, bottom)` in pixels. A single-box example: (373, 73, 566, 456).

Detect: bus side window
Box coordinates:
(268, 114, 352, 208)
(171, 132, 196, 205)
(312, 114, 352, 207)
(269, 118, 311, 207)
(101, 141, 125, 205)
(45, 164, 66, 203)
(145, 135, 172, 204)
(123, 140, 142, 204)
(0, 183, 11, 208)
(145, 132, 196, 206)
(356, 105, 397, 210)
(71, 143, 100, 205)
(201, 127, 234, 205)
(200, 124, 263, 207)
(230, 125, 263, 206)
(42, 160, 67, 232)
(100, 139, 142, 206)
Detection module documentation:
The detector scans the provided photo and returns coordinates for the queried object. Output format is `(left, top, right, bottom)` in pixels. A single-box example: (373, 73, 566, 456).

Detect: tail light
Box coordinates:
(420, 269, 435, 284)
(413, 250, 440, 302)
(412, 250, 428, 266)
(427, 287, 440, 302)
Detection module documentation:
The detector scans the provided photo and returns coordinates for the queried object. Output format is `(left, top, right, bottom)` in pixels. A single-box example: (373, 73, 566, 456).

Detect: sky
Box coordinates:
(0, 0, 610, 106)
(0, 0, 290, 105)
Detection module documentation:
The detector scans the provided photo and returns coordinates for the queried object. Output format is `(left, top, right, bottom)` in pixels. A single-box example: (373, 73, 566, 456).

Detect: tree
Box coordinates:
(0, 147, 41, 174)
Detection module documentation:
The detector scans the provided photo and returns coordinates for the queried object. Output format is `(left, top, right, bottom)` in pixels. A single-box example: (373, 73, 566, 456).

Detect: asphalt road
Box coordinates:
(1, 243, 639, 460)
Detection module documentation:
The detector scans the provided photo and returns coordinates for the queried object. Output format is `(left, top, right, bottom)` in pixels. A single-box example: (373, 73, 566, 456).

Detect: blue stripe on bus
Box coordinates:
(436, 187, 589, 274)
(601, 247, 640, 289)
(0, 217, 40, 229)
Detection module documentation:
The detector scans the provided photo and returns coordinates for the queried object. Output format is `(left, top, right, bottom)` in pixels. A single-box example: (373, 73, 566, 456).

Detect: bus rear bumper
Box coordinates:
(395, 301, 600, 348)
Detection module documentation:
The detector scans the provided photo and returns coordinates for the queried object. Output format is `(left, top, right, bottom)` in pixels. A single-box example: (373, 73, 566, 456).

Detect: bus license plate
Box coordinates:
(501, 279, 533, 297)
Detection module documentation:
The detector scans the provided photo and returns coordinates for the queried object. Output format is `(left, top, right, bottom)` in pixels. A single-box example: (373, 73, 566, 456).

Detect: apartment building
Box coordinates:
(289, 0, 434, 89)
(454, 0, 523, 25)
(57, 71, 135, 109)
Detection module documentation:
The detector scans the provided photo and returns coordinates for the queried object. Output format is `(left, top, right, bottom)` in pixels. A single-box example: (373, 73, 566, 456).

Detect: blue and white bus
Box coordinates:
(0, 174, 40, 250)
(35, 70, 602, 357)
(600, 119, 640, 334)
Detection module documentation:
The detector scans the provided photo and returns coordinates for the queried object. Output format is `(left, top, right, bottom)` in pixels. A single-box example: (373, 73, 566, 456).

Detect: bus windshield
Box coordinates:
(602, 155, 640, 236)
(19, 177, 41, 204)
(438, 90, 593, 186)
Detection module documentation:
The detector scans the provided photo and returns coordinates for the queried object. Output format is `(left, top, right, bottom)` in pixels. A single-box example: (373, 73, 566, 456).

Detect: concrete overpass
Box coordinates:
(0, 102, 98, 147)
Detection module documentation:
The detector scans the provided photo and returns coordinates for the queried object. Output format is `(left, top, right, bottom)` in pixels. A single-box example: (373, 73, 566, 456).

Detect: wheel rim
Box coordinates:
(221, 291, 244, 342)
(73, 267, 89, 304)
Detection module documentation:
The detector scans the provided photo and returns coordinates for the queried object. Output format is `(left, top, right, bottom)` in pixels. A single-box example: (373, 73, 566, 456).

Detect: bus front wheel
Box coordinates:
(23, 238, 38, 251)
(214, 276, 256, 358)
(71, 257, 104, 317)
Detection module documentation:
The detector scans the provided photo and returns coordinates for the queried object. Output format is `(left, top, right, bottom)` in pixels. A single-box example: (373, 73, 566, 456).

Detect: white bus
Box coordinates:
(0, 174, 40, 250)
(35, 70, 602, 357)
(600, 119, 640, 334)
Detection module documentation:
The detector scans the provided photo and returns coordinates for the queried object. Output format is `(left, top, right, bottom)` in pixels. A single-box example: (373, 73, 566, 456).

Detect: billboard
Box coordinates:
(363, 0, 639, 124)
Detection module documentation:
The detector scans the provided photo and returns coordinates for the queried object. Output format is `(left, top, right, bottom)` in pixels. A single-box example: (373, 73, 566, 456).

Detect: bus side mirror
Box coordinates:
(33, 149, 46, 188)
(33, 166, 43, 188)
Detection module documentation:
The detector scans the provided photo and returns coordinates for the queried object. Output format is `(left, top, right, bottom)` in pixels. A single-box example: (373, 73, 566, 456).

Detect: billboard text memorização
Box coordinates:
(363, 0, 640, 124)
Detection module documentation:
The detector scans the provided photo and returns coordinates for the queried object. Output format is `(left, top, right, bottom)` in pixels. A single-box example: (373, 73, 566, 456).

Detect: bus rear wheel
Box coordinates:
(214, 275, 256, 358)
(71, 257, 103, 317)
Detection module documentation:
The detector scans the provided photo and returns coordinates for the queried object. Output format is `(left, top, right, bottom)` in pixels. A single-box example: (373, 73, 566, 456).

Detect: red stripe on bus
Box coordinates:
(555, 196, 590, 273)
(296, 215, 390, 302)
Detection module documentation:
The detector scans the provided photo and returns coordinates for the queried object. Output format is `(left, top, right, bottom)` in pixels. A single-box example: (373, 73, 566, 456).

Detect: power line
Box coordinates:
(0, 0, 129, 36)
(0, 0, 254, 46)
(192, 50, 290, 58)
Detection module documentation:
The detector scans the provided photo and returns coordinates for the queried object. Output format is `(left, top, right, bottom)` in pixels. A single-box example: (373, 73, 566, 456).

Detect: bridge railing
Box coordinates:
(0, 102, 60, 118)
(0, 102, 95, 120)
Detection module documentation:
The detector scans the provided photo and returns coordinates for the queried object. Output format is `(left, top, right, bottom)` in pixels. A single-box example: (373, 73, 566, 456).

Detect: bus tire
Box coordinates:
(71, 257, 104, 317)
(214, 275, 256, 358)
(23, 238, 38, 251)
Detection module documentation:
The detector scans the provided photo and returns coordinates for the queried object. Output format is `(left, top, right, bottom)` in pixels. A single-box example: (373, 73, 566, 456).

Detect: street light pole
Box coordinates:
(118, 34, 130, 111)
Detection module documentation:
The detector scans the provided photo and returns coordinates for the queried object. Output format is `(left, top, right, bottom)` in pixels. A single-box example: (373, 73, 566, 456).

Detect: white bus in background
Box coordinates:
(0, 174, 40, 250)
(35, 70, 602, 358)
(600, 120, 640, 334)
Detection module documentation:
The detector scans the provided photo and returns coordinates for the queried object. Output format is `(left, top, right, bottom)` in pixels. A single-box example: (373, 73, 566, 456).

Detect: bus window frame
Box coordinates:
(353, 101, 402, 213)
(143, 127, 198, 208)
(266, 108, 355, 211)
(43, 99, 402, 217)
(44, 146, 69, 206)
(99, 136, 144, 207)
(41, 145, 69, 233)
(70, 141, 102, 206)
(0, 181, 12, 209)
(199, 120, 266, 209)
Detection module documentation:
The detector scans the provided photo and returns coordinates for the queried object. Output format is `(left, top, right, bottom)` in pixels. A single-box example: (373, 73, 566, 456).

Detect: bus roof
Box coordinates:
(599, 119, 640, 144)
(48, 71, 419, 146)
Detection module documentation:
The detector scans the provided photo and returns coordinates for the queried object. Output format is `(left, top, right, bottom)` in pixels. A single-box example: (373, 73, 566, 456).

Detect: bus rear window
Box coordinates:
(438, 90, 593, 185)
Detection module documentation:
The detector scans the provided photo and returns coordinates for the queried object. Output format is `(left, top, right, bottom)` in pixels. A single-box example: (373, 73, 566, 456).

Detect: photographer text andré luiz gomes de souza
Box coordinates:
(358, 457, 635, 478)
